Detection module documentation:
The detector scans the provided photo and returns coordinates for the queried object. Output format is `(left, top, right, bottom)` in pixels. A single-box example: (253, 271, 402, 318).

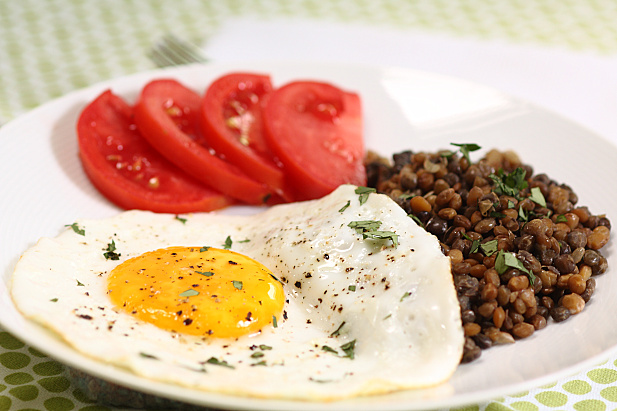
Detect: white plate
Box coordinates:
(0, 61, 615, 410)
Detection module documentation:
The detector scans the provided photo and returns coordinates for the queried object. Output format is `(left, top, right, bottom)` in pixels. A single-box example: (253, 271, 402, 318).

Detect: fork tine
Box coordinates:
(149, 34, 208, 67)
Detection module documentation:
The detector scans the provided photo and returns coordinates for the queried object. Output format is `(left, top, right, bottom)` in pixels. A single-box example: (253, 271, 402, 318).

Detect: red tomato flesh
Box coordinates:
(200, 73, 288, 197)
(262, 81, 366, 201)
(133, 79, 276, 205)
(77, 90, 233, 213)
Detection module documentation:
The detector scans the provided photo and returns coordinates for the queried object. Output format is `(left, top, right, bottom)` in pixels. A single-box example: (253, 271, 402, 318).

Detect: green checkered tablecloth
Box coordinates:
(1, 1, 617, 410)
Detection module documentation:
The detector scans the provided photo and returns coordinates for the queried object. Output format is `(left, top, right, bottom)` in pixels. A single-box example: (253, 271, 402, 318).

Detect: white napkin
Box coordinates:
(203, 17, 617, 145)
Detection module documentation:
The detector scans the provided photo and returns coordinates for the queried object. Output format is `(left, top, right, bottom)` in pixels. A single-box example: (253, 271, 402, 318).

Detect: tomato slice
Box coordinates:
(133, 79, 276, 205)
(262, 81, 366, 201)
(199, 73, 288, 197)
(77, 90, 234, 213)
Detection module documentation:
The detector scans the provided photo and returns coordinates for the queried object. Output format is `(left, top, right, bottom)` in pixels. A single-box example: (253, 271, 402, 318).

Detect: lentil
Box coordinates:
(365, 148, 611, 363)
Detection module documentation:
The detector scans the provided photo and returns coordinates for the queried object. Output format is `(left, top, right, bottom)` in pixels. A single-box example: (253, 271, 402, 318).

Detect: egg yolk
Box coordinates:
(107, 246, 285, 338)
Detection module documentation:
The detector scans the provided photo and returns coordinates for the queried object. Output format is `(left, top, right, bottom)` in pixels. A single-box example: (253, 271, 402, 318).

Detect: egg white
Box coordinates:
(10, 185, 463, 400)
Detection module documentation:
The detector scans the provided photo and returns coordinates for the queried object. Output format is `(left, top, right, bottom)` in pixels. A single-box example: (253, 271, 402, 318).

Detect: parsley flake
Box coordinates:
(354, 186, 376, 205)
(206, 357, 234, 369)
(232, 280, 243, 290)
(50, 298, 58, 302)
(199, 246, 210, 252)
(259, 344, 272, 350)
(174, 215, 187, 224)
(269, 273, 284, 285)
(494, 250, 536, 285)
(441, 143, 482, 164)
(339, 200, 351, 213)
(321, 340, 357, 360)
(530, 187, 547, 207)
(103, 240, 121, 261)
(223, 236, 232, 250)
(180, 289, 199, 297)
(556, 214, 568, 223)
(489, 168, 528, 198)
(251, 352, 265, 359)
(340, 340, 357, 359)
(322, 345, 338, 354)
(197, 271, 214, 277)
(272, 315, 278, 328)
(408, 213, 425, 228)
(480, 240, 498, 256)
(348, 285, 356, 292)
(348, 220, 399, 248)
(140, 352, 158, 360)
(76, 280, 84, 287)
(400, 291, 411, 302)
(65, 222, 85, 236)
(330, 321, 346, 337)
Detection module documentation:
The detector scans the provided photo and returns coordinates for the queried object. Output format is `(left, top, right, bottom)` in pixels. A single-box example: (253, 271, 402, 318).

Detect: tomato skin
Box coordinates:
(77, 90, 234, 213)
(133, 79, 276, 205)
(262, 81, 366, 201)
(200, 73, 288, 196)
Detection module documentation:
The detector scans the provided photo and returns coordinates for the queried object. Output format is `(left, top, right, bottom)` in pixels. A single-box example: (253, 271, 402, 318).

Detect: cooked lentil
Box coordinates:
(365, 148, 611, 363)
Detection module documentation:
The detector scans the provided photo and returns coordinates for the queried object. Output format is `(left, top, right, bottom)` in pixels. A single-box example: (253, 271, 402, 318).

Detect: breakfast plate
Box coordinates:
(0, 61, 615, 410)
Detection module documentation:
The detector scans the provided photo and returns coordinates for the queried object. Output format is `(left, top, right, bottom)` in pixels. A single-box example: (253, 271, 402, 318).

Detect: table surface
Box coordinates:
(1, 1, 617, 410)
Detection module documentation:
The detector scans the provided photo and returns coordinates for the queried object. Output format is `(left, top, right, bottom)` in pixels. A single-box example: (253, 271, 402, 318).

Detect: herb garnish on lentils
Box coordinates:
(365, 145, 611, 363)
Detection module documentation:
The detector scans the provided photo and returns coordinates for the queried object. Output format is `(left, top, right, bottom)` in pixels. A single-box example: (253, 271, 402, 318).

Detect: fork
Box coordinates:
(148, 34, 208, 67)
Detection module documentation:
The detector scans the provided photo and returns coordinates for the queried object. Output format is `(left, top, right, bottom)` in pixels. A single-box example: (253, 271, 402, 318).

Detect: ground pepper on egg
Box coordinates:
(365, 146, 611, 363)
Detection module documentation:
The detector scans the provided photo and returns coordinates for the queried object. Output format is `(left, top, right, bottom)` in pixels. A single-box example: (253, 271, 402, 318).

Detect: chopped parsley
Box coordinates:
(250, 352, 265, 359)
(494, 250, 536, 285)
(205, 357, 234, 369)
(408, 213, 424, 228)
(199, 246, 210, 252)
(354, 186, 376, 205)
(258, 345, 272, 350)
(321, 341, 357, 360)
(174, 215, 187, 224)
(348, 285, 356, 292)
(529, 186, 547, 207)
(65, 222, 85, 236)
(489, 167, 528, 198)
(103, 240, 121, 261)
(76, 279, 84, 286)
(330, 322, 346, 337)
(139, 352, 158, 360)
(50, 298, 58, 302)
(556, 214, 568, 223)
(441, 143, 482, 164)
(338, 200, 351, 213)
(480, 239, 498, 256)
(321, 345, 338, 354)
(348, 220, 382, 233)
(232, 280, 243, 290)
(180, 289, 199, 297)
(400, 291, 411, 302)
(272, 315, 278, 328)
(348, 220, 399, 248)
(196, 271, 214, 277)
(340, 340, 357, 359)
(223, 236, 232, 250)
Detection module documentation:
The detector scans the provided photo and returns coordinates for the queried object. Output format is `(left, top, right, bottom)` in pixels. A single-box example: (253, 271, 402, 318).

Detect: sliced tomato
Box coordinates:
(199, 73, 288, 197)
(262, 81, 366, 201)
(133, 79, 276, 205)
(77, 90, 234, 213)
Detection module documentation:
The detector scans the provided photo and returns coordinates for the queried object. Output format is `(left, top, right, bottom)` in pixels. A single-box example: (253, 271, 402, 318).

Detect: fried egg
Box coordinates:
(10, 185, 463, 400)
